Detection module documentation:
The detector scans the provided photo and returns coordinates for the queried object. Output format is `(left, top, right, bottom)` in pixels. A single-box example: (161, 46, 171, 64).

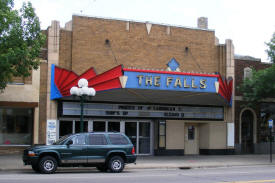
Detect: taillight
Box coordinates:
(131, 146, 135, 155)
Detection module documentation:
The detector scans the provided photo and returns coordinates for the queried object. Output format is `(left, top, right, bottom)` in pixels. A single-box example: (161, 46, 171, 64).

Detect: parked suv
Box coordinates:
(23, 132, 136, 174)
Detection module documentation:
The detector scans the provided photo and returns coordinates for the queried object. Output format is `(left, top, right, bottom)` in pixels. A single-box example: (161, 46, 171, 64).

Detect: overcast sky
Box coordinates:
(14, 0, 275, 62)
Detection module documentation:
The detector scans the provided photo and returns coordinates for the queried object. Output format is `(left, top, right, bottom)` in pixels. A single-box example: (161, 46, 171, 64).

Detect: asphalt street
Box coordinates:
(1, 165, 275, 183)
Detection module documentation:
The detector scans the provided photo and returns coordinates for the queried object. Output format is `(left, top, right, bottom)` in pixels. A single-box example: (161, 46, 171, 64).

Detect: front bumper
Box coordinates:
(23, 150, 39, 165)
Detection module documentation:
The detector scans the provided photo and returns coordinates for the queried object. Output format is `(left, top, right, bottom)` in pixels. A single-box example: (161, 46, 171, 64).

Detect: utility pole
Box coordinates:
(268, 119, 273, 163)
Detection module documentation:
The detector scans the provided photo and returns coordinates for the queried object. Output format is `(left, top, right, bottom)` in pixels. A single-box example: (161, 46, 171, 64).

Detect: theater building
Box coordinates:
(1, 15, 236, 155)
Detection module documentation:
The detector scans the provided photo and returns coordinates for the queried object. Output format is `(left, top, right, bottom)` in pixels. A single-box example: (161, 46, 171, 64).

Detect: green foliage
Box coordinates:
(240, 32, 275, 106)
(240, 64, 275, 105)
(266, 32, 275, 63)
(0, 0, 45, 91)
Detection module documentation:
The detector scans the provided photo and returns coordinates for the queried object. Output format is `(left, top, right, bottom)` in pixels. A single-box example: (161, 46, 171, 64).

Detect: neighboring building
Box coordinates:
(0, 69, 41, 153)
(0, 15, 236, 155)
(234, 55, 275, 154)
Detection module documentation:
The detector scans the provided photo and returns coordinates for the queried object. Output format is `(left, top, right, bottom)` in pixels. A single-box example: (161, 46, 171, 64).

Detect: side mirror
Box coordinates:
(66, 140, 73, 146)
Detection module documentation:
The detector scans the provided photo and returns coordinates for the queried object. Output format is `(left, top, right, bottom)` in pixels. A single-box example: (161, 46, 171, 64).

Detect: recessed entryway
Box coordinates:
(58, 119, 153, 155)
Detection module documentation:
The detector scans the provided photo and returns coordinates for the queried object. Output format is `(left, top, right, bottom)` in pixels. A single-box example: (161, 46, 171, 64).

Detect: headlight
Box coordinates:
(28, 151, 36, 157)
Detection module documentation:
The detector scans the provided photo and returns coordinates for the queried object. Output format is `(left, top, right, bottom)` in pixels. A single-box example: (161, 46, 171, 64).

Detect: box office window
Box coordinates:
(0, 108, 33, 145)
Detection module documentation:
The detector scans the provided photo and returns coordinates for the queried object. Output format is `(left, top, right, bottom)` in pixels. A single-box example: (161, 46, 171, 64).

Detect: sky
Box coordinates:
(14, 0, 275, 62)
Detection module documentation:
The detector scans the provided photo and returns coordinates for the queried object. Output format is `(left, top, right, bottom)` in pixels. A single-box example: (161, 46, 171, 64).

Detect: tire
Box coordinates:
(108, 156, 124, 173)
(38, 156, 58, 174)
(96, 165, 108, 172)
(31, 164, 40, 173)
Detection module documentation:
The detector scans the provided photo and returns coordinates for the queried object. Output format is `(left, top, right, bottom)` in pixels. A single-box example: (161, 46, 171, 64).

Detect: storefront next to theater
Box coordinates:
(40, 15, 235, 155)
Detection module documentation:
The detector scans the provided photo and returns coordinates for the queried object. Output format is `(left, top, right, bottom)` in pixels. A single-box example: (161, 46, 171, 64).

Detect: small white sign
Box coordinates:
(227, 123, 235, 147)
(268, 119, 273, 128)
(46, 120, 57, 145)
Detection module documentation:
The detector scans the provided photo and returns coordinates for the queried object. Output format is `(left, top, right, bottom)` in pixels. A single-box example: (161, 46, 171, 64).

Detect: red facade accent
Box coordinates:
(218, 75, 233, 104)
(53, 65, 123, 98)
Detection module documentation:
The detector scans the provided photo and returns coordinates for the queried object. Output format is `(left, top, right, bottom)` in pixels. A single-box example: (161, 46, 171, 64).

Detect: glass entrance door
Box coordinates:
(125, 122, 137, 152)
(59, 120, 88, 138)
(108, 121, 120, 132)
(125, 121, 152, 155)
(75, 121, 88, 133)
(93, 121, 106, 132)
(139, 122, 151, 154)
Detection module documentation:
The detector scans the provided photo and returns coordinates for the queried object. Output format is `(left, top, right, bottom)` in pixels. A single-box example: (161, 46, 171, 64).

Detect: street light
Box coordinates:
(70, 78, 96, 133)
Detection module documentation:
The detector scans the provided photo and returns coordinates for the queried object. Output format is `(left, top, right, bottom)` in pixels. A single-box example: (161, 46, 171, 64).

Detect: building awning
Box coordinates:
(61, 88, 228, 106)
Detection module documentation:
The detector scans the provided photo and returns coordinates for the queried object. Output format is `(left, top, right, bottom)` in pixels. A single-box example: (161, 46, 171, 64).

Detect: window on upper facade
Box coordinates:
(244, 67, 252, 80)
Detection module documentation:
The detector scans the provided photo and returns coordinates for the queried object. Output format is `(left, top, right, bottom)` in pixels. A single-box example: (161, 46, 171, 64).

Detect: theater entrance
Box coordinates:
(58, 119, 153, 155)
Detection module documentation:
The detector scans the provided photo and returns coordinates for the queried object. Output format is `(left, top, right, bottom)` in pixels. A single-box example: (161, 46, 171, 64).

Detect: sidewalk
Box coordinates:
(1, 153, 275, 171)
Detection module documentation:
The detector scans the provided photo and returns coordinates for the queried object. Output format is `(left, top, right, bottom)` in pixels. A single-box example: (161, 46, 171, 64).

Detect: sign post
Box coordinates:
(268, 119, 273, 163)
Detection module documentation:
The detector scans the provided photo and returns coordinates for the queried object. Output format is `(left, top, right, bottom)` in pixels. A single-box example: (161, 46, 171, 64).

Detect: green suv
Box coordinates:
(23, 132, 136, 174)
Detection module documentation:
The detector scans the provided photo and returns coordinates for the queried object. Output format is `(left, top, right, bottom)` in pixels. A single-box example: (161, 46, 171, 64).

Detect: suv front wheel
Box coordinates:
(31, 164, 40, 173)
(38, 156, 58, 174)
(108, 156, 124, 173)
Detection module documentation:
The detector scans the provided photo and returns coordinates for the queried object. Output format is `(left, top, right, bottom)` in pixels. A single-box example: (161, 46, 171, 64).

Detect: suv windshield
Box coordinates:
(53, 134, 71, 145)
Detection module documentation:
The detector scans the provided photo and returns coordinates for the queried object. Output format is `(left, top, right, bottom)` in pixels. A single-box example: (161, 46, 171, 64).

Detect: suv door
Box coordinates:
(60, 134, 88, 164)
(87, 134, 109, 163)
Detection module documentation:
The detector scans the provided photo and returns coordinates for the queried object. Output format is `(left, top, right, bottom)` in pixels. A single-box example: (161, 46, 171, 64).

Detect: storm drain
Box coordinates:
(178, 167, 192, 170)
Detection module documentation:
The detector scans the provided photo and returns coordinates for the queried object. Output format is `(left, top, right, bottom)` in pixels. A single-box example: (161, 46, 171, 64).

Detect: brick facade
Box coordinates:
(61, 16, 226, 77)
(234, 57, 273, 153)
(235, 58, 271, 96)
(59, 30, 72, 70)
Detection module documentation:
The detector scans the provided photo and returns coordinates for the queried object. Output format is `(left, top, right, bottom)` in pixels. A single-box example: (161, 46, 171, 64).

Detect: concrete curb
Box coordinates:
(0, 163, 274, 172)
(1, 154, 275, 172)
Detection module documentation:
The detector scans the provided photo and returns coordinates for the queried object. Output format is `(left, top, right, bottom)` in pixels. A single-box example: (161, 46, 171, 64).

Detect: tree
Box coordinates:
(240, 32, 275, 106)
(0, 0, 45, 91)
(266, 32, 275, 63)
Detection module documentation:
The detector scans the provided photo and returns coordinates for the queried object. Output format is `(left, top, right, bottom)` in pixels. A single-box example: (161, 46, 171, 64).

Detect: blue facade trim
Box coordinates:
(167, 58, 180, 71)
(50, 64, 62, 100)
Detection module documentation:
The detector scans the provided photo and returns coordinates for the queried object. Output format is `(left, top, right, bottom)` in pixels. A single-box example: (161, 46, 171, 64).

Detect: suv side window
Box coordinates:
(89, 134, 107, 145)
(70, 135, 86, 145)
(109, 134, 130, 145)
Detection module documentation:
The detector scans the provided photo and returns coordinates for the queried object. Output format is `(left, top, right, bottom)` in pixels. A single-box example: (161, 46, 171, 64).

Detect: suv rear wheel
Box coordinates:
(108, 156, 124, 173)
(38, 156, 58, 174)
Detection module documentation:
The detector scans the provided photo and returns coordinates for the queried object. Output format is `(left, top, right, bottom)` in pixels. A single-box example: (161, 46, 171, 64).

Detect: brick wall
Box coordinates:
(235, 58, 271, 96)
(65, 15, 225, 76)
(59, 30, 72, 70)
(235, 58, 272, 145)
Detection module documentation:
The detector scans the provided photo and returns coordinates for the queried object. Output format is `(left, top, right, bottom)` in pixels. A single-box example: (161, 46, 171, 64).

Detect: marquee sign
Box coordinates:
(50, 58, 233, 104)
(62, 102, 224, 120)
(123, 69, 218, 93)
